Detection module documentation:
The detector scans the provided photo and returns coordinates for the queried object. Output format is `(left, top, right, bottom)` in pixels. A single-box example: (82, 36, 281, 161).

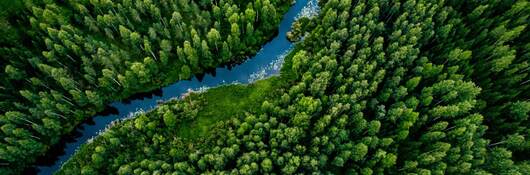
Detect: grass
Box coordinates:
(176, 76, 288, 138)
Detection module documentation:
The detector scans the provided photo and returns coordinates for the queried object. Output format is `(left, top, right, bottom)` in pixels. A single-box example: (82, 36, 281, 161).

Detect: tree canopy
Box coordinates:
(55, 0, 530, 175)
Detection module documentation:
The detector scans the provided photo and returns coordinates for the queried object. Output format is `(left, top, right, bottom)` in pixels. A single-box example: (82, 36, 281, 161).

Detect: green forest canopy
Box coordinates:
(1, 0, 530, 174)
(59, 0, 529, 174)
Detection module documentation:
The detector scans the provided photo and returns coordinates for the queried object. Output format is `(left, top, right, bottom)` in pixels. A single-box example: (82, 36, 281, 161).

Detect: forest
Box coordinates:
(0, 0, 292, 174)
(1, 0, 530, 174)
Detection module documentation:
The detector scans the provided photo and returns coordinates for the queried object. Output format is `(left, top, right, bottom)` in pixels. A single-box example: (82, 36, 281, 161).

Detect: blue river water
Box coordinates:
(35, 0, 318, 174)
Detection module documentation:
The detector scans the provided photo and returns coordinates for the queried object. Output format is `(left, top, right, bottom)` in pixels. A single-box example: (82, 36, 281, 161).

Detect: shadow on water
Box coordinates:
(121, 89, 164, 104)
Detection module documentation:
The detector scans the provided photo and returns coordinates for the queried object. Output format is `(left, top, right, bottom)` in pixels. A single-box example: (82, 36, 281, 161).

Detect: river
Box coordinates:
(34, 0, 319, 174)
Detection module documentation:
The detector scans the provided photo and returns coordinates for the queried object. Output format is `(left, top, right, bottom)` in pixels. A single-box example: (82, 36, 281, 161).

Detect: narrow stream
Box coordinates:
(35, 0, 319, 174)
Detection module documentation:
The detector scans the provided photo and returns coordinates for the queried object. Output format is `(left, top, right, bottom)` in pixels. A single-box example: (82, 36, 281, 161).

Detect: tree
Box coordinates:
(130, 62, 149, 84)
(85, 90, 103, 109)
(261, 158, 273, 173)
(163, 111, 177, 128)
(352, 143, 368, 161)
(180, 65, 191, 80)
(5, 65, 25, 80)
(130, 32, 141, 47)
(200, 40, 213, 68)
(119, 25, 131, 41)
(183, 41, 199, 68)
(207, 28, 221, 50)
(160, 39, 172, 53)
(220, 41, 231, 62)
(292, 50, 308, 74)
(292, 112, 310, 128)
(245, 7, 256, 24)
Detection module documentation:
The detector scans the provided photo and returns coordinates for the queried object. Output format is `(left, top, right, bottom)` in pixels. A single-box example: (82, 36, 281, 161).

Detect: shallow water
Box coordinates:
(34, 0, 318, 174)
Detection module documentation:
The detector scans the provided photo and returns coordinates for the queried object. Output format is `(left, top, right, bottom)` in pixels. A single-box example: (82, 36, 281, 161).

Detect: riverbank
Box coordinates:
(56, 45, 298, 173)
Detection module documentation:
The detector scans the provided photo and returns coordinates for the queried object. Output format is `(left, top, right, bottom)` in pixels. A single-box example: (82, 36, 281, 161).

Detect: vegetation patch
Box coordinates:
(176, 76, 288, 139)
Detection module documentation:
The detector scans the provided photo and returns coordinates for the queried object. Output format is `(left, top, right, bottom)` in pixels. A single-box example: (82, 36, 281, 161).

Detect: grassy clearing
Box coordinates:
(175, 45, 300, 139)
(176, 76, 287, 139)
